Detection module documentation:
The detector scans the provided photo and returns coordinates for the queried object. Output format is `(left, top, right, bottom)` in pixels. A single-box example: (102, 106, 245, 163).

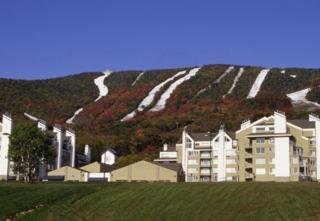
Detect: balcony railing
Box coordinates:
(200, 153, 211, 159)
(200, 161, 211, 167)
(245, 152, 253, 158)
(245, 162, 253, 168)
(200, 170, 211, 175)
(245, 173, 253, 179)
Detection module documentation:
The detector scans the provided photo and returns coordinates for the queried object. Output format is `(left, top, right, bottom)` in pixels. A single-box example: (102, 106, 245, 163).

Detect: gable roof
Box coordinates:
(103, 147, 118, 155)
(189, 132, 217, 141)
(288, 120, 315, 129)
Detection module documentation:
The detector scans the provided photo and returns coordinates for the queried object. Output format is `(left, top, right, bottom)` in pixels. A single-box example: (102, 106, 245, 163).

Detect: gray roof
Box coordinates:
(189, 132, 217, 141)
(153, 162, 182, 172)
(288, 120, 315, 129)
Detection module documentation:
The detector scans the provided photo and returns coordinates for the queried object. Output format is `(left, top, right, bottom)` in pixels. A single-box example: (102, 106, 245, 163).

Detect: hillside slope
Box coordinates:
(1, 64, 320, 163)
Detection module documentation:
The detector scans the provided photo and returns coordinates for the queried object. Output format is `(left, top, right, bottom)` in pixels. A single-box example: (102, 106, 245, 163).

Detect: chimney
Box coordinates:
(163, 143, 168, 151)
(37, 119, 47, 131)
(241, 119, 251, 130)
(274, 110, 286, 133)
(84, 144, 91, 163)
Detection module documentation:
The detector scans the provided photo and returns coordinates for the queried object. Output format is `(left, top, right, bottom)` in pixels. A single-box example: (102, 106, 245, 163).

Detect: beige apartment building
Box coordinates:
(155, 111, 320, 182)
(237, 111, 318, 182)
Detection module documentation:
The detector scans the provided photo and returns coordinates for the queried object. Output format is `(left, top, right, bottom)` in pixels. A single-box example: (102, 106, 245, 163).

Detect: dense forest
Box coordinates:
(1, 64, 320, 167)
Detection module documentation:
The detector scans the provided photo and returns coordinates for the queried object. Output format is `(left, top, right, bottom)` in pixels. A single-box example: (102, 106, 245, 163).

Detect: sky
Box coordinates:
(0, 0, 320, 79)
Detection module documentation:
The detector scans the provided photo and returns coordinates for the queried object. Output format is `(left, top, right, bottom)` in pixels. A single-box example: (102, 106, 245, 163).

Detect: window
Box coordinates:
(188, 160, 197, 165)
(226, 168, 236, 173)
(268, 147, 272, 152)
(227, 159, 236, 164)
(269, 138, 274, 144)
(256, 168, 266, 175)
(188, 168, 198, 173)
(256, 147, 265, 154)
(256, 127, 265, 132)
(256, 138, 265, 143)
(269, 127, 274, 132)
(255, 158, 266, 164)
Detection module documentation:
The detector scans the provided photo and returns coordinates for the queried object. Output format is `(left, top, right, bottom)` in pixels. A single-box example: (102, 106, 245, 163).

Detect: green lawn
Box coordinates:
(1, 182, 320, 221)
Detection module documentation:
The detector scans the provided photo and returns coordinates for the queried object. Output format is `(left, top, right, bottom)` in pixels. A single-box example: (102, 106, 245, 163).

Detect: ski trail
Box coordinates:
(94, 70, 112, 102)
(196, 66, 234, 96)
(223, 67, 244, 97)
(66, 70, 112, 124)
(66, 108, 84, 124)
(24, 112, 39, 121)
(287, 88, 320, 107)
(150, 67, 201, 112)
(132, 72, 145, 86)
(121, 70, 187, 121)
(247, 69, 270, 99)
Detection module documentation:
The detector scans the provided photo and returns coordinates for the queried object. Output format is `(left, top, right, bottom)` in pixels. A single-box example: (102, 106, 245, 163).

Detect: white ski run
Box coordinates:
(247, 69, 270, 99)
(66, 70, 112, 124)
(287, 88, 320, 108)
(196, 66, 234, 96)
(132, 72, 145, 86)
(223, 67, 244, 97)
(121, 70, 187, 121)
(94, 70, 112, 102)
(150, 67, 201, 112)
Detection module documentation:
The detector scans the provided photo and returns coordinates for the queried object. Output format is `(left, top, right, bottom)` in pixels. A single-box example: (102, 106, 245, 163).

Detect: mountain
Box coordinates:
(1, 64, 320, 166)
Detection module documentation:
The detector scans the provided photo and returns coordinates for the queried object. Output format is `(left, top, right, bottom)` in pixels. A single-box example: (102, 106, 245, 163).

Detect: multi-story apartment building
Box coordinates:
(155, 111, 320, 182)
(155, 126, 238, 182)
(0, 113, 14, 180)
(0, 113, 79, 180)
(237, 111, 319, 182)
(36, 120, 76, 170)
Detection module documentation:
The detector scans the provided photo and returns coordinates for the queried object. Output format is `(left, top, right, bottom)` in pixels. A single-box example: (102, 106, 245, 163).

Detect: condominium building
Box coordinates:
(237, 111, 319, 182)
(36, 119, 76, 170)
(155, 126, 238, 182)
(0, 113, 14, 180)
(155, 111, 320, 182)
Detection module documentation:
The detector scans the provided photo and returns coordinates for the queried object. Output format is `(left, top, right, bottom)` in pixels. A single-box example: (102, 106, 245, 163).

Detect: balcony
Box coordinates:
(200, 161, 211, 167)
(200, 169, 211, 175)
(200, 153, 211, 159)
(245, 152, 253, 158)
(245, 173, 254, 179)
(245, 162, 253, 168)
(245, 144, 252, 150)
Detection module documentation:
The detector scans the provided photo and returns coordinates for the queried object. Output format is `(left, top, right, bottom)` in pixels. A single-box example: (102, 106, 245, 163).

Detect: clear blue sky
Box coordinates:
(1, 0, 319, 79)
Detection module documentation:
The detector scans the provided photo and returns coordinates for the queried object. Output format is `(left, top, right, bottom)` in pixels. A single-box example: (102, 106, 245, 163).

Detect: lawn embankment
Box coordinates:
(1, 182, 320, 221)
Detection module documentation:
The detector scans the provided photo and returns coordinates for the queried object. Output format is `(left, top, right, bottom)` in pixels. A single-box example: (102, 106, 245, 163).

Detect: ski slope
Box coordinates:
(224, 67, 244, 97)
(196, 66, 234, 96)
(247, 69, 270, 99)
(121, 70, 187, 121)
(150, 67, 201, 112)
(66, 71, 112, 124)
(66, 108, 84, 124)
(132, 72, 145, 86)
(94, 70, 112, 102)
(287, 88, 320, 107)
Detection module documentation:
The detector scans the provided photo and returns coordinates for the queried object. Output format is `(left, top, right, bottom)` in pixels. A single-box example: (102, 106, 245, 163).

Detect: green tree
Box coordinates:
(9, 122, 55, 183)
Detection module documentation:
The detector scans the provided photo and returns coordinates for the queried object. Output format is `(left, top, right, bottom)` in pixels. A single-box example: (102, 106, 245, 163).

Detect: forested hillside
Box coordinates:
(1, 64, 320, 166)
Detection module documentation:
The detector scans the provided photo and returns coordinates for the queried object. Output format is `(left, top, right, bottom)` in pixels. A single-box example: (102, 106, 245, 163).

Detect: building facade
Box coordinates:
(155, 111, 320, 182)
(237, 111, 319, 182)
(0, 113, 14, 180)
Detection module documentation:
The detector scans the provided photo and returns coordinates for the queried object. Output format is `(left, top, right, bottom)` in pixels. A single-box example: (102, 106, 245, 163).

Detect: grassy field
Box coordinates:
(2, 182, 320, 221)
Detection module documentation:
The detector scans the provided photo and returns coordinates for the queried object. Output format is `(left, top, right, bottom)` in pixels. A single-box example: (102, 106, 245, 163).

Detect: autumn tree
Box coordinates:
(9, 122, 55, 183)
